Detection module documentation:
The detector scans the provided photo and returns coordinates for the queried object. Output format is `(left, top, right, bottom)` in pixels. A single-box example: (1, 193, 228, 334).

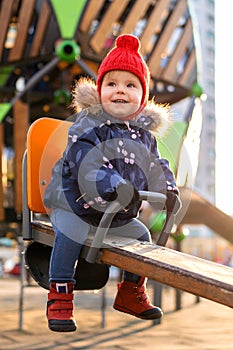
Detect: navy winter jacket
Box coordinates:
(44, 79, 178, 225)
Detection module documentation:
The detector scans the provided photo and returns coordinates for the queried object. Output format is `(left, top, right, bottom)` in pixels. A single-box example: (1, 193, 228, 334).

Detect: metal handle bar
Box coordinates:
(138, 190, 166, 202)
(85, 191, 168, 264)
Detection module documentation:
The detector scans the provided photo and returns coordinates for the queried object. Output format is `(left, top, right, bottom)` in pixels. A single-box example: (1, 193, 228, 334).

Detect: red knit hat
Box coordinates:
(97, 34, 150, 109)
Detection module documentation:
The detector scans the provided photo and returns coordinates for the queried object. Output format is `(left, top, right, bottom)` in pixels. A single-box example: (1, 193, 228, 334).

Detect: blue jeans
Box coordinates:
(49, 208, 151, 284)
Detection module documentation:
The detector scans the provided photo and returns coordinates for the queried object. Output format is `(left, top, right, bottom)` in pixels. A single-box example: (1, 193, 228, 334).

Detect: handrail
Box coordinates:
(85, 191, 168, 264)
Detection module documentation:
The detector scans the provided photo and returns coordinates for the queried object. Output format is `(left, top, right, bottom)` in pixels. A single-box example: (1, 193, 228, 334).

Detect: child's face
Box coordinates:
(101, 70, 143, 119)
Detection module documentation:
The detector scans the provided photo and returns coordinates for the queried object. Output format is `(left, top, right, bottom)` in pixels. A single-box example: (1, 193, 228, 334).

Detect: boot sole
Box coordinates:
(48, 320, 77, 332)
(113, 304, 163, 320)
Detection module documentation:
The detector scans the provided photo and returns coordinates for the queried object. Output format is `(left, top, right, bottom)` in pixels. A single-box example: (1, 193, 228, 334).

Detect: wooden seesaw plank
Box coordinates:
(99, 235, 233, 309)
(31, 220, 233, 308)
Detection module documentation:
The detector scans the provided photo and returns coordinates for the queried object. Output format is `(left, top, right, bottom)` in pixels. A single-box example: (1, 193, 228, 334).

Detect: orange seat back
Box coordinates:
(27, 117, 72, 213)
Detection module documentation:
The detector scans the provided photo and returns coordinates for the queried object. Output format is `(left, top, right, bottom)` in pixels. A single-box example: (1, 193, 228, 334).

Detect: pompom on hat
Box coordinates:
(97, 34, 150, 110)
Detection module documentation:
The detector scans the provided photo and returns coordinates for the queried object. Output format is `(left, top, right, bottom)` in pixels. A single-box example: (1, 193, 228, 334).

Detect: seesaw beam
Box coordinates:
(99, 236, 233, 309)
(31, 221, 233, 308)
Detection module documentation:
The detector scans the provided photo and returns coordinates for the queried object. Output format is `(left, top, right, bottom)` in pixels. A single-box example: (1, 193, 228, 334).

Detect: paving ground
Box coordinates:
(0, 277, 233, 350)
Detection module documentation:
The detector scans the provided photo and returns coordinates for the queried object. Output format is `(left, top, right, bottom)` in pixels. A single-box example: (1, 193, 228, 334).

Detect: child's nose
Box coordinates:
(116, 85, 126, 93)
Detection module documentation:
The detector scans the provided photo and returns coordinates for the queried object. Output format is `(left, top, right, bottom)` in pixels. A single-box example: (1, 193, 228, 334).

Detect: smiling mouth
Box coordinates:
(113, 99, 128, 103)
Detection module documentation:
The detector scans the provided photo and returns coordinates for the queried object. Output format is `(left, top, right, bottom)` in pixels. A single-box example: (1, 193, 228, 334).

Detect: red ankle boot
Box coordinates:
(47, 282, 77, 332)
(113, 277, 163, 320)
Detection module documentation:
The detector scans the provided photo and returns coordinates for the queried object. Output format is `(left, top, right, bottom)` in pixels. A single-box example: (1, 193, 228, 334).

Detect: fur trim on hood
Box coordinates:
(71, 77, 172, 137)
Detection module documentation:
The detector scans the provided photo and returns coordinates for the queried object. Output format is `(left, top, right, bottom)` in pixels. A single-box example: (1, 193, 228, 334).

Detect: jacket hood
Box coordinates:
(71, 77, 172, 137)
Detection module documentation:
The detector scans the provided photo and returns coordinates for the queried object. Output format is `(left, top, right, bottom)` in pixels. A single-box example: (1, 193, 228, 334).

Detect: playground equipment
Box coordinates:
(0, 0, 198, 110)
(21, 117, 233, 315)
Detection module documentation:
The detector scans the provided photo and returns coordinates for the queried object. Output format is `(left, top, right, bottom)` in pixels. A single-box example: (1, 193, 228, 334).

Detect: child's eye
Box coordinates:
(127, 83, 135, 88)
(108, 81, 115, 86)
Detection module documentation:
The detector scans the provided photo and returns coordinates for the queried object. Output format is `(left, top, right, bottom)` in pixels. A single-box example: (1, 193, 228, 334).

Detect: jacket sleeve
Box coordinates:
(147, 135, 178, 194)
(64, 127, 126, 201)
